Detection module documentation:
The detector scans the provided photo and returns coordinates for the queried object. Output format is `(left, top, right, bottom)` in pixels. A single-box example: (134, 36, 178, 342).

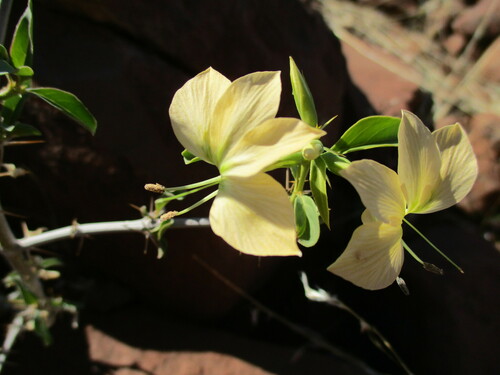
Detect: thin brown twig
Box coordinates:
(192, 255, 381, 375)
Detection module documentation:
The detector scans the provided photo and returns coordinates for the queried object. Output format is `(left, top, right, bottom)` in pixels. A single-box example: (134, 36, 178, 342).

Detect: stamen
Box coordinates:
(396, 277, 410, 296)
(402, 240, 424, 265)
(163, 176, 221, 192)
(160, 211, 178, 221)
(176, 190, 218, 216)
(144, 183, 166, 194)
(403, 218, 464, 273)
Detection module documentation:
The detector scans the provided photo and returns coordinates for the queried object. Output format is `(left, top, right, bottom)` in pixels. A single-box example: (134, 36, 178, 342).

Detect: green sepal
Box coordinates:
(331, 116, 400, 154)
(9, 0, 33, 68)
(289, 57, 318, 127)
(0, 59, 15, 75)
(294, 194, 320, 247)
(157, 219, 173, 240)
(321, 150, 351, 175)
(150, 220, 174, 259)
(182, 149, 201, 164)
(3, 122, 41, 139)
(266, 151, 304, 171)
(310, 157, 330, 229)
(155, 197, 169, 212)
(27, 87, 97, 134)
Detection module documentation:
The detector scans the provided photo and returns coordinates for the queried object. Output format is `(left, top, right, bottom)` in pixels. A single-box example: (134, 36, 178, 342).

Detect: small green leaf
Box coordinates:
(15, 65, 34, 77)
(331, 116, 400, 154)
(27, 87, 97, 134)
(294, 194, 320, 247)
(9, 0, 33, 68)
(289, 57, 318, 127)
(182, 149, 201, 164)
(310, 158, 330, 229)
(39, 257, 63, 269)
(1, 94, 25, 125)
(14, 279, 38, 305)
(0, 45, 8, 60)
(0, 59, 15, 75)
(4, 122, 41, 138)
(34, 315, 52, 346)
(321, 151, 351, 175)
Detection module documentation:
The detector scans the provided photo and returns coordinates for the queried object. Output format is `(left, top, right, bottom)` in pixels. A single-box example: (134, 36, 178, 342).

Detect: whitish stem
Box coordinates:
(194, 256, 382, 375)
(18, 217, 210, 248)
(0, 314, 23, 371)
(300, 272, 414, 375)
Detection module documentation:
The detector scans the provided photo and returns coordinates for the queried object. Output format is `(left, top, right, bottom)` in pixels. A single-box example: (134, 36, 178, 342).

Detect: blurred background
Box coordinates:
(0, 0, 498, 374)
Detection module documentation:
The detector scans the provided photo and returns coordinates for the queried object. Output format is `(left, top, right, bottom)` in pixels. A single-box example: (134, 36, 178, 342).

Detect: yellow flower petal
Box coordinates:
(416, 123, 478, 213)
(398, 110, 442, 212)
(361, 209, 376, 224)
(341, 160, 405, 225)
(169, 67, 231, 162)
(327, 222, 404, 290)
(221, 118, 325, 177)
(209, 173, 301, 256)
(210, 71, 281, 164)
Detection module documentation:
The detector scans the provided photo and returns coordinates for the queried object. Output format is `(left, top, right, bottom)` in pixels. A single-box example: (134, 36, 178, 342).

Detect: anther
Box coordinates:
(145, 183, 166, 194)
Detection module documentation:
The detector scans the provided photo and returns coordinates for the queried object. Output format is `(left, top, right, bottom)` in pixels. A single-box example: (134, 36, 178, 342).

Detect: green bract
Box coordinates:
(289, 56, 318, 127)
(332, 115, 400, 154)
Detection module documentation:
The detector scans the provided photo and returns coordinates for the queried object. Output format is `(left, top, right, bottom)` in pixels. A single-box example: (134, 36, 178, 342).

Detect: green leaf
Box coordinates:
(34, 315, 52, 346)
(14, 279, 38, 305)
(0, 94, 25, 125)
(289, 57, 318, 127)
(27, 87, 97, 134)
(0, 59, 15, 75)
(182, 149, 201, 164)
(331, 116, 400, 154)
(0, 45, 8, 60)
(9, 0, 33, 68)
(294, 194, 320, 247)
(15, 65, 34, 76)
(4, 122, 41, 138)
(39, 257, 63, 269)
(321, 151, 351, 175)
(310, 158, 330, 229)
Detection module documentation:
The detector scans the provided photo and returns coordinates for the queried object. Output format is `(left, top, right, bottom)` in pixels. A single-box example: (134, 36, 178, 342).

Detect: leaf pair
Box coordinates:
(1, 0, 97, 134)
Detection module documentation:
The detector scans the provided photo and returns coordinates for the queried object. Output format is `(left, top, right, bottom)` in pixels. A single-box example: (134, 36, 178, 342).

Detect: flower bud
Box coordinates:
(302, 140, 323, 160)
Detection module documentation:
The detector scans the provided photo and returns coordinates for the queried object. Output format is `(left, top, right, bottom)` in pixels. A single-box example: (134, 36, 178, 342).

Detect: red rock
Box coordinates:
(443, 33, 467, 55)
(452, 0, 500, 37)
(87, 326, 274, 375)
(463, 113, 500, 213)
(340, 42, 419, 116)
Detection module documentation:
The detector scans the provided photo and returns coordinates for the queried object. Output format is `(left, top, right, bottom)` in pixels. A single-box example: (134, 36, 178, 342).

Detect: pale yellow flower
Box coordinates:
(169, 68, 325, 256)
(328, 110, 477, 289)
